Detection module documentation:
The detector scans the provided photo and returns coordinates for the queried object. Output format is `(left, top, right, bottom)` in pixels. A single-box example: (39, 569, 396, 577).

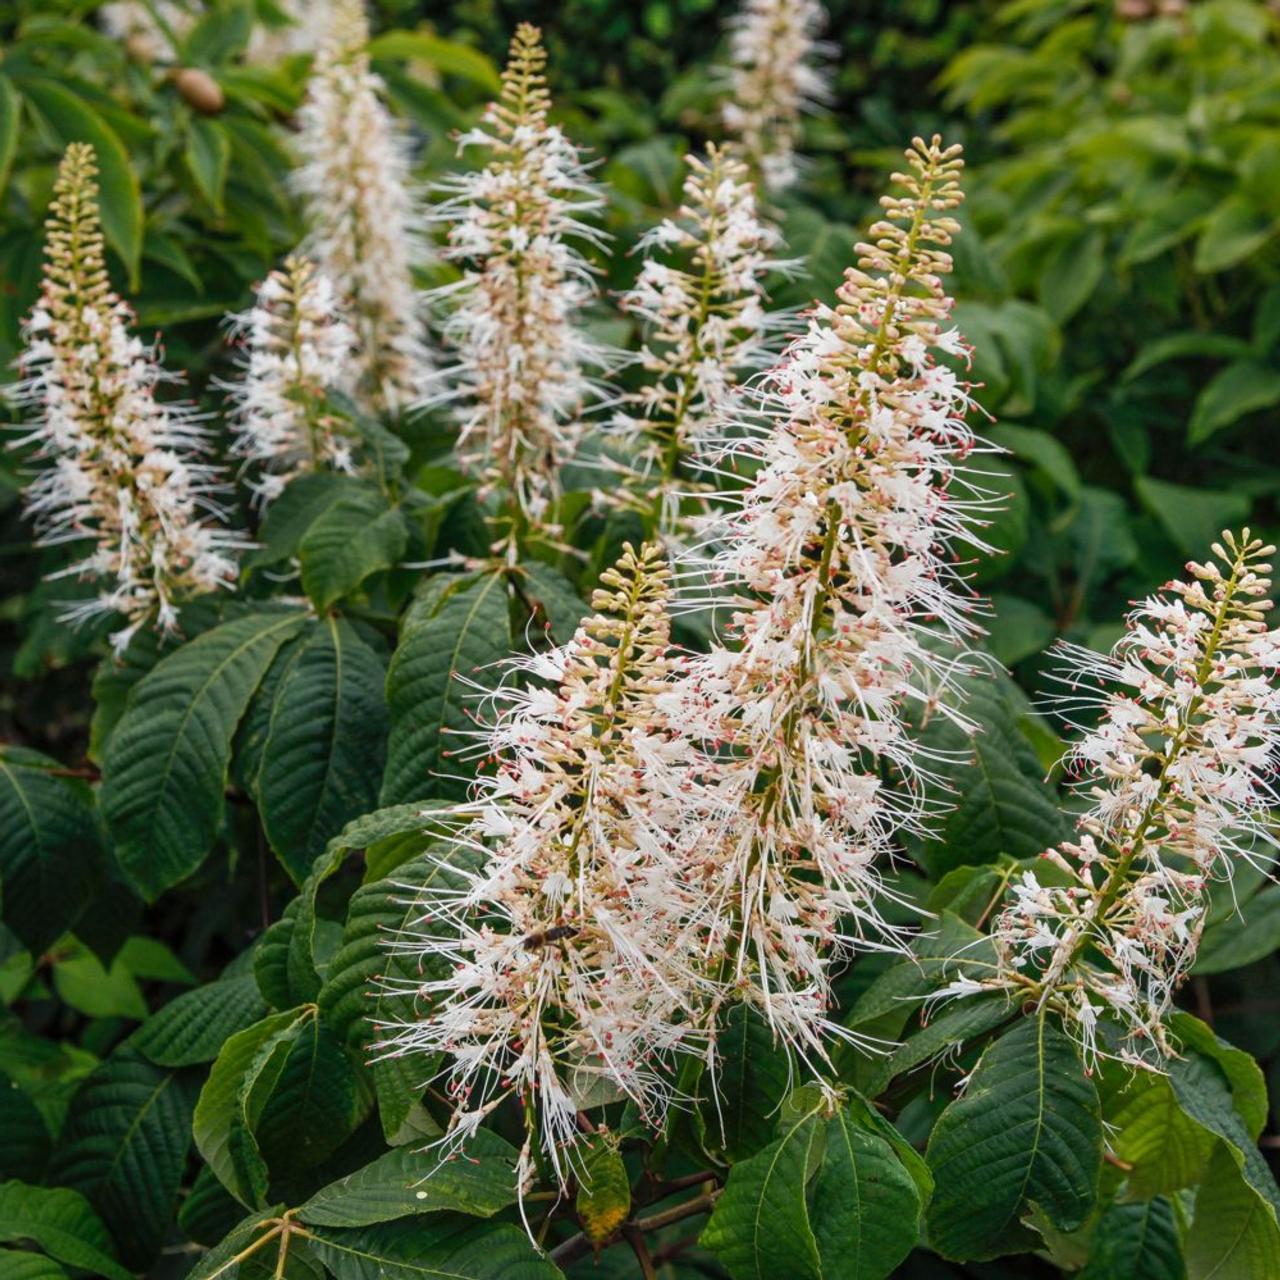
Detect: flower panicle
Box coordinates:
(225, 256, 359, 509)
(616, 143, 794, 539)
(422, 22, 617, 537)
(12, 142, 241, 651)
(721, 0, 832, 193)
(660, 136, 991, 1060)
(294, 0, 432, 414)
(947, 530, 1280, 1068)
(372, 542, 711, 1186)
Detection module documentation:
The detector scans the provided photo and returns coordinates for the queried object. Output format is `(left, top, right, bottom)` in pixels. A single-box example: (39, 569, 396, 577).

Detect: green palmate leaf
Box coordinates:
(17, 78, 143, 284)
(1038, 228, 1104, 322)
(306, 1216, 563, 1279)
(185, 117, 230, 215)
(703, 1096, 920, 1280)
(0, 1067, 52, 1183)
(1103, 1071, 1214, 1198)
(516, 564, 589, 645)
(296, 496, 407, 611)
(860, 992, 1013, 1097)
(0, 746, 103, 953)
(0, 1011, 97, 1136)
(130, 973, 268, 1068)
(0, 1251, 70, 1279)
(924, 1015, 1102, 1261)
(0, 77, 19, 200)
(1194, 194, 1274, 273)
(258, 618, 389, 883)
(1188, 361, 1280, 445)
(320, 839, 476, 1049)
(381, 571, 512, 805)
(299, 493, 409, 611)
(1122, 331, 1255, 382)
(1169, 1013, 1268, 1141)
(843, 913, 997, 1048)
(1186, 1142, 1280, 1280)
(298, 1131, 519, 1228)
(914, 668, 1066, 876)
(575, 1134, 631, 1246)
(194, 1007, 310, 1207)
(810, 1105, 922, 1280)
(49, 1049, 195, 1268)
(254, 899, 328, 1010)
(0, 1180, 132, 1280)
(367, 31, 502, 91)
(251, 1016, 369, 1184)
(179, 1163, 247, 1248)
(988, 424, 1081, 501)
(249, 474, 381, 571)
(701, 1004, 794, 1163)
(1079, 1198, 1185, 1280)
(102, 610, 308, 900)
(50, 937, 147, 1020)
(1195, 884, 1280, 974)
(1134, 476, 1251, 559)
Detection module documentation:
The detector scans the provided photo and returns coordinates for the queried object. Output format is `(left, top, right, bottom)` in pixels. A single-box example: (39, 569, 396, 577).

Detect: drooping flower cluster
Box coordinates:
(664, 136, 989, 1058)
(12, 144, 240, 650)
(721, 0, 831, 193)
(616, 143, 792, 537)
(294, 0, 430, 414)
(226, 256, 358, 508)
(424, 23, 614, 541)
(944, 531, 1280, 1066)
(374, 545, 707, 1184)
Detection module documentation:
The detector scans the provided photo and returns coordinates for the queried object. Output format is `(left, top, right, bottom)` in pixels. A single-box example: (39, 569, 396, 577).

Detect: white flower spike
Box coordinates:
(12, 144, 241, 651)
(294, 0, 431, 414)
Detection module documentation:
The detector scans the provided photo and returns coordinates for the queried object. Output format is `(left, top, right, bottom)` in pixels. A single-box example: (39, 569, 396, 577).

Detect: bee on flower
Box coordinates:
(943, 530, 1280, 1067)
(422, 23, 617, 548)
(10, 143, 241, 653)
(225, 256, 359, 509)
(616, 143, 794, 539)
(373, 545, 711, 1186)
(663, 137, 995, 1060)
(720, 0, 832, 193)
(294, 0, 431, 414)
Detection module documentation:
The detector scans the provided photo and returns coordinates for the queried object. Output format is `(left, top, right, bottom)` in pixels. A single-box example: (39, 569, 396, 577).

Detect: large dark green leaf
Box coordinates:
(130, 974, 268, 1068)
(1079, 1198, 1185, 1280)
(0, 1067, 51, 1182)
(924, 1015, 1101, 1261)
(17, 78, 143, 283)
(0, 746, 103, 953)
(258, 618, 389, 882)
(700, 1004, 794, 1164)
(0, 1180, 131, 1280)
(701, 1110, 823, 1279)
(298, 1132, 519, 1228)
(102, 610, 307, 900)
(307, 1215, 564, 1279)
(298, 493, 409, 611)
(381, 572, 511, 804)
(1185, 1142, 1280, 1280)
(49, 1050, 194, 1268)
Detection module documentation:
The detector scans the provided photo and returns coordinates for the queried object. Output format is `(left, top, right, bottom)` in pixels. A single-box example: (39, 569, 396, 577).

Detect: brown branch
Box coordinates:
(549, 1191, 720, 1269)
(623, 1226, 658, 1280)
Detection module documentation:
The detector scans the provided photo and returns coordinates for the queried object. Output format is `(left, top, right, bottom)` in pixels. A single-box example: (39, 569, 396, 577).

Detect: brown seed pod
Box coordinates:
(173, 68, 225, 115)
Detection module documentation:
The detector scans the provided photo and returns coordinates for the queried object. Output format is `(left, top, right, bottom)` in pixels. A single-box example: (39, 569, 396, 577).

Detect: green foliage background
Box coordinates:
(1, 1, 1279, 1277)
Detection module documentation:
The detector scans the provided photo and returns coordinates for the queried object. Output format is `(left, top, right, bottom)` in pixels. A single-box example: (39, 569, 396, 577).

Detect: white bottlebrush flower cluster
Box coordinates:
(617, 143, 792, 536)
(424, 23, 614, 542)
(294, 0, 431, 415)
(943, 531, 1280, 1067)
(12, 144, 240, 650)
(665, 135, 989, 1057)
(382, 138, 994, 1177)
(721, 0, 831, 193)
(226, 256, 358, 508)
(374, 544, 709, 1185)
